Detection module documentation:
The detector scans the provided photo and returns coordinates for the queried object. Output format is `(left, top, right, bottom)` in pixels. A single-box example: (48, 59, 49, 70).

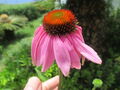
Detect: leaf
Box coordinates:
(35, 67, 48, 81)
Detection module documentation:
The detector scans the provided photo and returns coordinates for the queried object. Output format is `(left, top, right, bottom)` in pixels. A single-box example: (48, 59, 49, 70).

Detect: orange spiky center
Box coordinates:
(43, 9, 77, 35)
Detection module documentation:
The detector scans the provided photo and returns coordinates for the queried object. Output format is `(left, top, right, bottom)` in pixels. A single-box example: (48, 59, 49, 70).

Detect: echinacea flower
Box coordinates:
(31, 9, 102, 76)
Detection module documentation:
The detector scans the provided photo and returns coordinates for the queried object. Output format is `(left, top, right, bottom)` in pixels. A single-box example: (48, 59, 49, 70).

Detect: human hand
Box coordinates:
(24, 76, 59, 90)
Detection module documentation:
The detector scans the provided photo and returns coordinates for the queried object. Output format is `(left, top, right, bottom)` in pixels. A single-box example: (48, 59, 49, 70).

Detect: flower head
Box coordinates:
(31, 9, 102, 76)
(43, 9, 76, 35)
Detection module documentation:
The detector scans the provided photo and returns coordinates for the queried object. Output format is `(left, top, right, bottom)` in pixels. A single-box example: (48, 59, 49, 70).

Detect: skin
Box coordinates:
(24, 76, 59, 90)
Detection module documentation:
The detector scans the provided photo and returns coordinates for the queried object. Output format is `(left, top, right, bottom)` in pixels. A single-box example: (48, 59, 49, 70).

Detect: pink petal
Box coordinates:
(70, 25, 85, 43)
(31, 27, 41, 61)
(34, 26, 42, 35)
(31, 26, 45, 65)
(41, 35, 54, 72)
(72, 36, 102, 64)
(61, 36, 81, 69)
(75, 25, 85, 43)
(35, 33, 47, 66)
(66, 34, 80, 56)
(53, 36, 71, 76)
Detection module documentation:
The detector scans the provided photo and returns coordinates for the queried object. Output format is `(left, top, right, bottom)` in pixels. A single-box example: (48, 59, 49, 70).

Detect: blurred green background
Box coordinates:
(0, 0, 120, 90)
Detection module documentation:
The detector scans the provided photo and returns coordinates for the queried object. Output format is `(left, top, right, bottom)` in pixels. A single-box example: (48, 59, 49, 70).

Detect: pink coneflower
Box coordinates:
(31, 9, 102, 76)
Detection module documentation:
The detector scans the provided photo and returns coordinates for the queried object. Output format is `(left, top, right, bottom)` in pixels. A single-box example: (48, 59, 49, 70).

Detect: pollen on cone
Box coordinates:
(43, 9, 77, 35)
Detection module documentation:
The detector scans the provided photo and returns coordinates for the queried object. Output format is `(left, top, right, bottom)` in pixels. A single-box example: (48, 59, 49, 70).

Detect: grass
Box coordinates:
(0, 0, 56, 89)
(0, 15, 44, 89)
(0, 15, 43, 69)
(0, 15, 58, 89)
(16, 15, 44, 37)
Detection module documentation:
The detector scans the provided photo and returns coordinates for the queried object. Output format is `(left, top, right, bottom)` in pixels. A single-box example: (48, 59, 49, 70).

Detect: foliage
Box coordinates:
(0, 3, 40, 20)
(105, 8, 120, 54)
(0, 17, 58, 89)
(0, 0, 55, 21)
(0, 0, 120, 90)
(0, 37, 58, 89)
(0, 14, 28, 31)
(15, 15, 44, 37)
(0, 1, 56, 89)
(35, 64, 58, 82)
(0, 45, 3, 57)
(59, 0, 120, 90)
(0, 14, 28, 40)
(34, 0, 56, 11)
(0, 37, 33, 90)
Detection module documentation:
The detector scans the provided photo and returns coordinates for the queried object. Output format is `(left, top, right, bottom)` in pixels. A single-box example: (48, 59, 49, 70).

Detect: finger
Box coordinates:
(24, 76, 41, 90)
(42, 76, 59, 90)
(53, 87, 58, 90)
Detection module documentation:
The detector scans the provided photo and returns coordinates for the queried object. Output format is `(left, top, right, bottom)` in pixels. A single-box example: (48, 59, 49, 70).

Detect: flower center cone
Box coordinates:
(43, 9, 77, 35)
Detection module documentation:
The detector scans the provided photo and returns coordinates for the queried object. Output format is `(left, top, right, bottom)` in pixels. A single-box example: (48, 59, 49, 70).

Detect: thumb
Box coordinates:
(24, 76, 42, 90)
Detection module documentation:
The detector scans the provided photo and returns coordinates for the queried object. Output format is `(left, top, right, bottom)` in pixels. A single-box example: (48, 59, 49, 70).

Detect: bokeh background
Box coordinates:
(0, 0, 120, 90)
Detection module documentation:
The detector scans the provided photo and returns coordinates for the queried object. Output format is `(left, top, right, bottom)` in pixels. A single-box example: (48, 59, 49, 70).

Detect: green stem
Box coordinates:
(92, 87, 96, 90)
(58, 69, 63, 90)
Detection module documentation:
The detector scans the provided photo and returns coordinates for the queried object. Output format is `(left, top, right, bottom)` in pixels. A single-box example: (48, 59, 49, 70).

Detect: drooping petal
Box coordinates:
(67, 34, 81, 56)
(75, 25, 85, 43)
(70, 25, 85, 43)
(61, 36, 81, 69)
(31, 27, 41, 61)
(41, 35, 54, 72)
(31, 26, 45, 65)
(71, 35, 102, 64)
(53, 36, 71, 76)
(34, 26, 42, 36)
(35, 33, 47, 66)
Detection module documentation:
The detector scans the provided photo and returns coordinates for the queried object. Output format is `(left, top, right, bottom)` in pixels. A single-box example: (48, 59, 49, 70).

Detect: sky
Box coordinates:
(0, 0, 35, 4)
(0, 0, 67, 4)
(61, 0, 67, 4)
(112, 0, 120, 10)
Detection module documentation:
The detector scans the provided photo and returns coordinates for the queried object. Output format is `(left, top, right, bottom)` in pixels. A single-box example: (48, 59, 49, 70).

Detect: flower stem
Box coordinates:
(58, 69, 63, 90)
(92, 87, 96, 90)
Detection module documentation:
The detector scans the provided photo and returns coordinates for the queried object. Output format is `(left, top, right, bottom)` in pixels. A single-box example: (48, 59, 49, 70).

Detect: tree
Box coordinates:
(66, 0, 110, 55)
(60, 0, 120, 90)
